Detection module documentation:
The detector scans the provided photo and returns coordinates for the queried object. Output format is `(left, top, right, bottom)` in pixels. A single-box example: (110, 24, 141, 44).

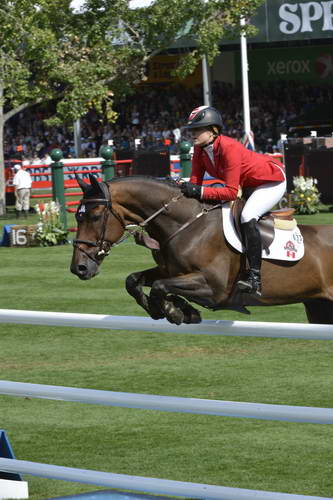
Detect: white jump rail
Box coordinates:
(1, 309, 333, 340)
(0, 458, 331, 500)
(1, 311, 332, 499)
(0, 381, 332, 424)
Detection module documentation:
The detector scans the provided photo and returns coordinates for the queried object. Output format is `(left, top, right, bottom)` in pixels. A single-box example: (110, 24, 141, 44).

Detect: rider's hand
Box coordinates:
(180, 182, 201, 200)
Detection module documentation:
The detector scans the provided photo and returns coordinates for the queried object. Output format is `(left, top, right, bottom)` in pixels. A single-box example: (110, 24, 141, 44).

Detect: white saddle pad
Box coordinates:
(222, 203, 304, 262)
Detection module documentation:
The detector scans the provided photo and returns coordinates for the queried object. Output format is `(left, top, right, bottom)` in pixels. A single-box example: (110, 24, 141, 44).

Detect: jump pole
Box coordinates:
(0, 381, 332, 424)
(0, 309, 333, 340)
(0, 458, 331, 500)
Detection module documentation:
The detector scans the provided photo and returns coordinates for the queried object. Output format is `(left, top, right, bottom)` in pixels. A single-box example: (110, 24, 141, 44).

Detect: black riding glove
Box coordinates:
(180, 182, 202, 200)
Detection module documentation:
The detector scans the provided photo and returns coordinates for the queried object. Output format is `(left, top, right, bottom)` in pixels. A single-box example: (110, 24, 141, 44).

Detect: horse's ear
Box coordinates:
(89, 173, 104, 195)
(75, 173, 89, 194)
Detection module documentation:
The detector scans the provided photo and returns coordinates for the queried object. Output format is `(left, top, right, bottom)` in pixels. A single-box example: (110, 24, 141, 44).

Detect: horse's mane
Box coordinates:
(108, 176, 180, 189)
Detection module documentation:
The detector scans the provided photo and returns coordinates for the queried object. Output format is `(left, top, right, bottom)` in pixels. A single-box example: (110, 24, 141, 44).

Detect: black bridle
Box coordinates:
(73, 180, 222, 264)
(73, 182, 126, 265)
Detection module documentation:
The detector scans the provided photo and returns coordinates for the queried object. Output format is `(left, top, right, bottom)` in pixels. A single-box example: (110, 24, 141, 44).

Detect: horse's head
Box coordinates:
(70, 174, 125, 280)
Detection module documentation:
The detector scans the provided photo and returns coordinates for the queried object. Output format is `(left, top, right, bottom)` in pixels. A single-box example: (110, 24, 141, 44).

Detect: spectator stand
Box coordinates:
(23, 148, 132, 232)
(31, 146, 187, 235)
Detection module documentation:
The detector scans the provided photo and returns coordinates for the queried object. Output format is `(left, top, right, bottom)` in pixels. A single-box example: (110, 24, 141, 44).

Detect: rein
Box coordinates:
(73, 182, 223, 262)
(134, 194, 222, 249)
(162, 203, 222, 248)
(139, 194, 182, 228)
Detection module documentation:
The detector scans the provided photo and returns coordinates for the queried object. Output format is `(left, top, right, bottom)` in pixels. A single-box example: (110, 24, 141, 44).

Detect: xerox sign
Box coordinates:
(236, 46, 333, 83)
(267, 59, 310, 76)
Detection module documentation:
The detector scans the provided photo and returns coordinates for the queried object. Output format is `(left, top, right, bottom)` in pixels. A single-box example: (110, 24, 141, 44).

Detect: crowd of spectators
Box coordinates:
(4, 80, 333, 163)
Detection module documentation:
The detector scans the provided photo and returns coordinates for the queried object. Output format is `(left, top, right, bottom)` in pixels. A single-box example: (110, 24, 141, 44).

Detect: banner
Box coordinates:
(250, 0, 333, 43)
(170, 1, 333, 48)
(236, 45, 333, 83)
(145, 55, 201, 86)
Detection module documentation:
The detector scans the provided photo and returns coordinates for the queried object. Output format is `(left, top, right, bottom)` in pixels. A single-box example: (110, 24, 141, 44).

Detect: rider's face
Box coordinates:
(191, 127, 215, 147)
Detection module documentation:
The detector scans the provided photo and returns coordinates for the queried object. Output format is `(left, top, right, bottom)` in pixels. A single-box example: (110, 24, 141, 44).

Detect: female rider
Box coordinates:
(180, 105, 286, 297)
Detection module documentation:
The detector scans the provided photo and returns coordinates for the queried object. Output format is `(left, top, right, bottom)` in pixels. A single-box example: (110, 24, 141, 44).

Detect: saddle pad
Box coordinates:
(222, 203, 304, 262)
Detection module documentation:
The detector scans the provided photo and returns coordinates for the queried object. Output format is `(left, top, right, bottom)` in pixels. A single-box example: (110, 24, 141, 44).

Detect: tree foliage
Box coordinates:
(1, 0, 263, 124)
(0, 0, 263, 213)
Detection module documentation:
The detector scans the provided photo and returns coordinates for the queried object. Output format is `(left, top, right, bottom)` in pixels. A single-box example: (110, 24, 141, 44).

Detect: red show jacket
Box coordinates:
(190, 135, 285, 201)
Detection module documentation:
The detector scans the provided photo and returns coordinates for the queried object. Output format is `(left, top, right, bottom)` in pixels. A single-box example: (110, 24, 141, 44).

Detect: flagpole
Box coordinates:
(202, 55, 212, 106)
(240, 17, 251, 136)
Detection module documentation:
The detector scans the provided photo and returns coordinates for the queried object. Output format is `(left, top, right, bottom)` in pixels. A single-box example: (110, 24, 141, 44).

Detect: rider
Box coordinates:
(180, 105, 286, 296)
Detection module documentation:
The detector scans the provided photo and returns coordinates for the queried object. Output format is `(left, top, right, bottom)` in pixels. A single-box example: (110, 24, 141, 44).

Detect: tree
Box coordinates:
(0, 0, 263, 214)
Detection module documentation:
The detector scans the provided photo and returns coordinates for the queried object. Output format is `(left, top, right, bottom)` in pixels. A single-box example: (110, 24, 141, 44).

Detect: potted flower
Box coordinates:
(291, 176, 321, 215)
(34, 201, 68, 246)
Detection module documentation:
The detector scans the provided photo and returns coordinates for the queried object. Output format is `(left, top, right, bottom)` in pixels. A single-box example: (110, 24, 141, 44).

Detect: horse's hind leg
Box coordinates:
(303, 298, 333, 324)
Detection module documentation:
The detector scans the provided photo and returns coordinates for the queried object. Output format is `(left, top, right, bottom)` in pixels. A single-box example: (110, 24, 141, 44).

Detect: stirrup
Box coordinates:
(237, 270, 262, 297)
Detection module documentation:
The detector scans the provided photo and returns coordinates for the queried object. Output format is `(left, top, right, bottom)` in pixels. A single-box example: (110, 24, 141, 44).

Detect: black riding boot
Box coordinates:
(237, 219, 262, 296)
(15, 210, 21, 218)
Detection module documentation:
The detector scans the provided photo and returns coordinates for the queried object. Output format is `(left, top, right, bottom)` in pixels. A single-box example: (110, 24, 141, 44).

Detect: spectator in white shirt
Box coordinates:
(12, 164, 32, 218)
(172, 125, 181, 144)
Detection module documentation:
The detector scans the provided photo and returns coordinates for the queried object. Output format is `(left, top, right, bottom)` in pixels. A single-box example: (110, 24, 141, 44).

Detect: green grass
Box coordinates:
(0, 208, 332, 499)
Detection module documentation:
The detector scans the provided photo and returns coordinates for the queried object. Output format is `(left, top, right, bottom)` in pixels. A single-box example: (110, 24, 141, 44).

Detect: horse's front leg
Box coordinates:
(149, 273, 214, 325)
(125, 267, 166, 320)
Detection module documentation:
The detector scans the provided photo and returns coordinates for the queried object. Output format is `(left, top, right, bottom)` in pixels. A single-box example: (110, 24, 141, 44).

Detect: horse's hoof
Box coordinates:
(183, 310, 202, 324)
(150, 311, 165, 320)
(167, 315, 184, 325)
(164, 302, 184, 325)
(148, 301, 165, 320)
(167, 295, 201, 324)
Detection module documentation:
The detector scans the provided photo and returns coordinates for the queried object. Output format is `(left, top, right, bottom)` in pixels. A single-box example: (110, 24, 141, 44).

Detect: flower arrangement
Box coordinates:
(291, 176, 321, 214)
(34, 201, 68, 246)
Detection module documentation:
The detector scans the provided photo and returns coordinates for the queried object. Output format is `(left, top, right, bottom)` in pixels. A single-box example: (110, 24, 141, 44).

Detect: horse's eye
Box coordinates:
(75, 212, 85, 222)
(90, 214, 102, 222)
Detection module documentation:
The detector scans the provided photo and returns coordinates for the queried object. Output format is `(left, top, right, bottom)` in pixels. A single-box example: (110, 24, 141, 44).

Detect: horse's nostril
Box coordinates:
(78, 265, 87, 273)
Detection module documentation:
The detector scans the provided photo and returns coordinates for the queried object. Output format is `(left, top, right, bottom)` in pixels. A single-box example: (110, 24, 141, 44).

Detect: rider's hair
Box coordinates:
(211, 126, 220, 137)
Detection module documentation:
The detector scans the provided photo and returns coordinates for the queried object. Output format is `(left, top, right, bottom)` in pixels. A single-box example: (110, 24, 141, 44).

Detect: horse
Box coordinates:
(70, 174, 333, 325)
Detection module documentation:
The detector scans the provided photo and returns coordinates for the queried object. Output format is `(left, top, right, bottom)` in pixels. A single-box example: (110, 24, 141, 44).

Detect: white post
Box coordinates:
(202, 55, 212, 106)
(240, 17, 251, 135)
(73, 119, 82, 158)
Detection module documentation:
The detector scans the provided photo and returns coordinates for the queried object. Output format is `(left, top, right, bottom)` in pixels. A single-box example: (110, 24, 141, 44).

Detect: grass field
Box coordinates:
(0, 207, 333, 499)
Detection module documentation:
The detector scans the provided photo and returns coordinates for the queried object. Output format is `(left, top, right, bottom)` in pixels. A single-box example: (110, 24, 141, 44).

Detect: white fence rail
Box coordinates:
(0, 380, 332, 425)
(0, 458, 330, 500)
(1, 309, 332, 499)
(1, 309, 333, 340)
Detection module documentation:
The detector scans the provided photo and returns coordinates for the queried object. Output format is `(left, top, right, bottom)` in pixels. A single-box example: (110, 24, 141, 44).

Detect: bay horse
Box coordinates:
(70, 174, 333, 325)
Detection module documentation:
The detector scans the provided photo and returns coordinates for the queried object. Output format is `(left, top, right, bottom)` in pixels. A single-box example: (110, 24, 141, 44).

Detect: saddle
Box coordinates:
(232, 198, 296, 255)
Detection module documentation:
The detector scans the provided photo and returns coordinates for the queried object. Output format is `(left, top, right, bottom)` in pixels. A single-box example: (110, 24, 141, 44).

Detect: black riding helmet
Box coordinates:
(185, 106, 223, 132)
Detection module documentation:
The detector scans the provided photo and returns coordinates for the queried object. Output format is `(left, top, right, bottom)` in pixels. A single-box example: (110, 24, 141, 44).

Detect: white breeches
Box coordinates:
(241, 178, 287, 223)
